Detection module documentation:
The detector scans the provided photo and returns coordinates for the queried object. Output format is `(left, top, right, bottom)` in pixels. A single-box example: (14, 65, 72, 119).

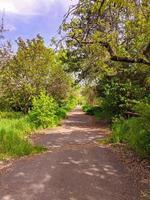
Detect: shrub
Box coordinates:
(111, 103, 150, 158)
(96, 77, 148, 121)
(82, 104, 91, 112)
(63, 96, 78, 111)
(28, 92, 59, 128)
(0, 93, 76, 159)
(56, 107, 67, 120)
(82, 104, 102, 118)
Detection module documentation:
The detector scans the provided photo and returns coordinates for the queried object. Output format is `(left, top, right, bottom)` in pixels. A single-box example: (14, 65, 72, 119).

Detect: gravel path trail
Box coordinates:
(0, 108, 140, 200)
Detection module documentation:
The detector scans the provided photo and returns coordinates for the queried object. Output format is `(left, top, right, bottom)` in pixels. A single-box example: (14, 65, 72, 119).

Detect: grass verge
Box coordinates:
(0, 112, 46, 160)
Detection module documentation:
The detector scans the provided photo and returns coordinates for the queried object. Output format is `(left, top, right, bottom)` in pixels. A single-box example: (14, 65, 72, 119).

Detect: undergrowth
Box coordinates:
(110, 103, 150, 158)
(83, 103, 150, 158)
(0, 116, 45, 160)
(0, 93, 77, 160)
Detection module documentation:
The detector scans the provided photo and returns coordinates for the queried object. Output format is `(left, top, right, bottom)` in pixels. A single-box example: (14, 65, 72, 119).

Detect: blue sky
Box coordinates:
(0, 0, 77, 48)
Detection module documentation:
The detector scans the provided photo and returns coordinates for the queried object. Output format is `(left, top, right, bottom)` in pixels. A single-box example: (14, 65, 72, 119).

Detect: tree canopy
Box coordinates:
(60, 0, 150, 81)
(0, 35, 72, 113)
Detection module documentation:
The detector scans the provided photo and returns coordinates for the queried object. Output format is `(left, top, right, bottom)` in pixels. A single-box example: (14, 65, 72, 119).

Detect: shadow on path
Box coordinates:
(0, 108, 140, 200)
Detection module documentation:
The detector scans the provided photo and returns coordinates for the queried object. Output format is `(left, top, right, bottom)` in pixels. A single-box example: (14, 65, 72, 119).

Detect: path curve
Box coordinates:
(0, 108, 140, 200)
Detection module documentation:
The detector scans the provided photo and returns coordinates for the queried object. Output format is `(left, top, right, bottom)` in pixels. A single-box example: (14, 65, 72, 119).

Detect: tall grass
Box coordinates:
(0, 111, 23, 119)
(111, 118, 150, 158)
(0, 95, 77, 160)
(0, 114, 44, 159)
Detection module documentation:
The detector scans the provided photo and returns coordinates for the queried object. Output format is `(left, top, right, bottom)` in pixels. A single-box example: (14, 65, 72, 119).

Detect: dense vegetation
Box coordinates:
(61, 0, 150, 158)
(111, 103, 150, 157)
(0, 0, 149, 159)
(0, 35, 77, 159)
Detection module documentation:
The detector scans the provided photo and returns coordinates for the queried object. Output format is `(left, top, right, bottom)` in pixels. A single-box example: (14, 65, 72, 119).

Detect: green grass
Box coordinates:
(110, 118, 150, 158)
(0, 114, 45, 160)
(0, 111, 24, 119)
(0, 96, 77, 160)
(83, 103, 150, 158)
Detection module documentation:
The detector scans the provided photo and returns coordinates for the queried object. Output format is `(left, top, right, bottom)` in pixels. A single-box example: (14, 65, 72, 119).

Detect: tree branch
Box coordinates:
(83, 40, 150, 66)
(111, 56, 150, 66)
(143, 42, 150, 59)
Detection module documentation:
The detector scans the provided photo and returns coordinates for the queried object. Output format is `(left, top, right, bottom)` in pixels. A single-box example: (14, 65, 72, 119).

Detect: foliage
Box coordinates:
(55, 96, 78, 120)
(28, 92, 59, 128)
(0, 33, 76, 160)
(0, 111, 23, 119)
(0, 23, 77, 160)
(55, 107, 67, 120)
(82, 104, 102, 118)
(28, 93, 77, 129)
(82, 104, 92, 113)
(62, 0, 150, 159)
(47, 64, 72, 103)
(82, 85, 98, 105)
(0, 35, 72, 113)
(110, 103, 150, 158)
(82, 65, 150, 121)
(61, 0, 150, 82)
(0, 35, 52, 113)
(1, 0, 149, 161)
(0, 92, 77, 160)
(0, 115, 44, 159)
(62, 96, 78, 111)
(96, 75, 149, 120)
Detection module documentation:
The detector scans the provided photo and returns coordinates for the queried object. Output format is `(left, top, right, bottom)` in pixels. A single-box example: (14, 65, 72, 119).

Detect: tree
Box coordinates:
(60, 0, 150, 79)
(0, 13, 13, 110)
(60, 0, 150, 119)
(0, 35, 72, 113)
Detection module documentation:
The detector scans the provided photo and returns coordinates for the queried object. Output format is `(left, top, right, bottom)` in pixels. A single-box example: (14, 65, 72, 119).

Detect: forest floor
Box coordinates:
(0, 108, 149, 200)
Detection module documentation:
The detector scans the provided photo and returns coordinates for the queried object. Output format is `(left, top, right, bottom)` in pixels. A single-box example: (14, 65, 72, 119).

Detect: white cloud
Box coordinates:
(0, 0, 77, 16)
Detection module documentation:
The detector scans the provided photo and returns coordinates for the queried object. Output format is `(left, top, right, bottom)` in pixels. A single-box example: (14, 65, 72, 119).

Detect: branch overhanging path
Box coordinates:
(60, 1, 150, 67)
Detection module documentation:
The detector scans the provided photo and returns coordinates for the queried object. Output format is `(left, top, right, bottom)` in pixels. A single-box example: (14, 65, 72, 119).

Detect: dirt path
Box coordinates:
(0, 108, 140, 200)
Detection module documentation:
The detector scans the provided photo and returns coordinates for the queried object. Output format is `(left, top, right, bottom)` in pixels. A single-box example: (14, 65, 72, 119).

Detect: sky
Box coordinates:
(0, 0, 77, 48)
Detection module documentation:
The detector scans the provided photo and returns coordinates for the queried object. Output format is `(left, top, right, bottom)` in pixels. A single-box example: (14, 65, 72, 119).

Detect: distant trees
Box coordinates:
(0, 35, 72, 113)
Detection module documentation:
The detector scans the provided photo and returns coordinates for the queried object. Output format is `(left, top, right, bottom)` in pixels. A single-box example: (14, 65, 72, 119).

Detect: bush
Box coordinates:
(62, 96, 78, 111)
(0, 93, 76, 160)
(55, 96, 78, 120)
(56, 107, 67, 120)
(28, 92, 59, 128)
(111, 103, 150, 158)
(96, 78, 148, 121)
(82, 104, 102, 118)
(82, 104, 91, 112)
